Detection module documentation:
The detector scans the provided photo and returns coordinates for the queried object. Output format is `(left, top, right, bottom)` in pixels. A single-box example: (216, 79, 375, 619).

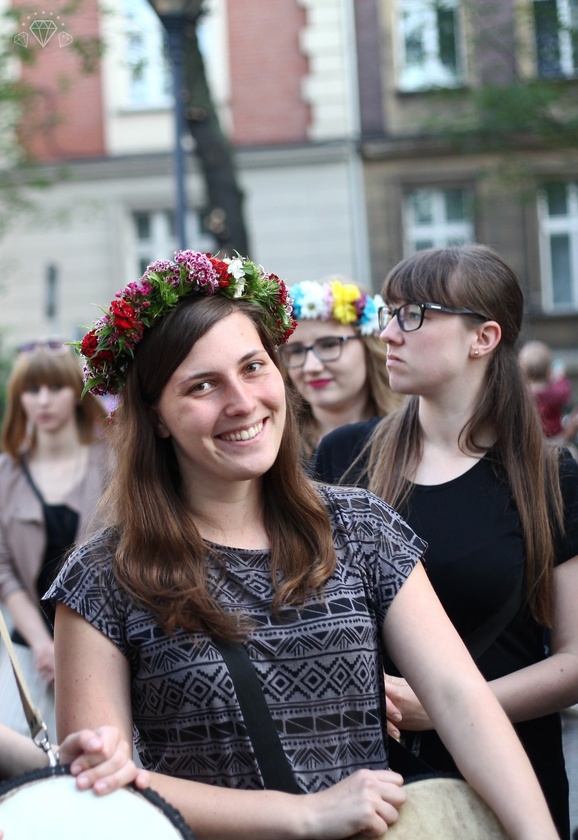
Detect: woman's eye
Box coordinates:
(283, 346, 302, 360)
(191, 381, 212, 393)
(317, 338, 341, 350)
(245, 361, 264, 374)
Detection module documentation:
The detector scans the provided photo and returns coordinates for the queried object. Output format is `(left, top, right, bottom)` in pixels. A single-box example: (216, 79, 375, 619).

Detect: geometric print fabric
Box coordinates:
(46, 485, 425, 792)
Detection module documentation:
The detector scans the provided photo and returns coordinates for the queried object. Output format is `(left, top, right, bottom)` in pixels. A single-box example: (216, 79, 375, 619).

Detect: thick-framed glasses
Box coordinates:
(378, 302, 486, 333)
(16, 340, 69, 356)
(279, 335, 362, 368)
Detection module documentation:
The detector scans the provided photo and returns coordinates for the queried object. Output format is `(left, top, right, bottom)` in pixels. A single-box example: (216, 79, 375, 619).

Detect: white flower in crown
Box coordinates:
(291, 280, 331, 320)
(227, 258, 245, 281)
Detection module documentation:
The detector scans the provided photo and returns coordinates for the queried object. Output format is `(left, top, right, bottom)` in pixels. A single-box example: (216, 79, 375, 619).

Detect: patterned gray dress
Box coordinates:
(45, 485, 426, 792)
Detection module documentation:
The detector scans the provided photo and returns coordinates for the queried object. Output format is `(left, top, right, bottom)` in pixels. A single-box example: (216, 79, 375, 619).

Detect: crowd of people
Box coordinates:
(0, 244, 576, 839)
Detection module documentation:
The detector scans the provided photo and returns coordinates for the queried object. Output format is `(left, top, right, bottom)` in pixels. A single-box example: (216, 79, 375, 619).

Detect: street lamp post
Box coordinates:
(148, 0, 189, 250)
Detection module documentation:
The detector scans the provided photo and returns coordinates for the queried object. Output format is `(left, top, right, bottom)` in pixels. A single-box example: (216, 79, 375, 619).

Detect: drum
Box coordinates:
(0, 764, 196, 839)
(350, 774, 509, 840)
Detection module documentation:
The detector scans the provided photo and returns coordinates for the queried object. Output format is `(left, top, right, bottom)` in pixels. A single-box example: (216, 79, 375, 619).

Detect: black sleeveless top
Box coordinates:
(11, 464, 79, 644)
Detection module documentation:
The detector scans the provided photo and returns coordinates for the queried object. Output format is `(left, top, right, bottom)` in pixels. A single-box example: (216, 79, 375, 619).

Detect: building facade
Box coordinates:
(0, 0, 577, 386)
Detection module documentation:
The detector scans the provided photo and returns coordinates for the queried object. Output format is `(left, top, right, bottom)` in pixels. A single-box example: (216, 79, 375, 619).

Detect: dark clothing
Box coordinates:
(46, 485, 424, 792)
(11, 465, 78, 646)
(314, 420, 578, 840)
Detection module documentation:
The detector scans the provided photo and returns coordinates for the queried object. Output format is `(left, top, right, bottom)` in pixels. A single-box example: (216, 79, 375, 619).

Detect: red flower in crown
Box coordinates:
(75, 251, 296, 396)
(209, 258, 231, 283)
(110, 299, 138, 333)
(81, 330, 99, 358)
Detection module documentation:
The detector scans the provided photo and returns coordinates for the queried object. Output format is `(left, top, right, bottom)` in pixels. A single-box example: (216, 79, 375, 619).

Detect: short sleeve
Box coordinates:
(319, 485, 427, 629)
(43, 532, 132, 659)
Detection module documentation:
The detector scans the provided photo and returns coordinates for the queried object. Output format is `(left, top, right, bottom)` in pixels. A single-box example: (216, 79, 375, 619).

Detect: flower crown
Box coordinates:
(289, 279, 383, 336)
(75, 251, 297, 396)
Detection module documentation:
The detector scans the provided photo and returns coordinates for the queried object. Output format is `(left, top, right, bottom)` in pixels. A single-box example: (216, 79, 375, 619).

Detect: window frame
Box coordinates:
(403, 186, 475, 255)
(537, 181, 578, 311)
(395, 0, 465, 92)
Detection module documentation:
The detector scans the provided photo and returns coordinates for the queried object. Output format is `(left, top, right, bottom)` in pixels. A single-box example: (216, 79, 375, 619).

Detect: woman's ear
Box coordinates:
(470, 321, 501, 359)
(149, 406, 171, 439)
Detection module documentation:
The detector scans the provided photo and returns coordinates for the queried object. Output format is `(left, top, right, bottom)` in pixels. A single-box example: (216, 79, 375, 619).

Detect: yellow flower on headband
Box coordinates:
(331, 280, 360, 325)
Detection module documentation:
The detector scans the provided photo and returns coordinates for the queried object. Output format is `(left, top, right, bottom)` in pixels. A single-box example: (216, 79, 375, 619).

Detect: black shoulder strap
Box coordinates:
(213, 639, 301, 794)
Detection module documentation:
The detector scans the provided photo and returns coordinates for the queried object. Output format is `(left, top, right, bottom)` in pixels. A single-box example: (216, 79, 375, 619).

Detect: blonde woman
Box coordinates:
(0, 341, 108, 737)
(280, 278, 403, 461)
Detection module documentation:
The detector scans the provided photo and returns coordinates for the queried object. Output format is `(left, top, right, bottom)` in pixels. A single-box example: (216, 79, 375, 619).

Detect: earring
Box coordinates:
(472, 349, 479, 357)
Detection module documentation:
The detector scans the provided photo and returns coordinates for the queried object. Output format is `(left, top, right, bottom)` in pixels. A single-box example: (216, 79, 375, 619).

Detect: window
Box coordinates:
(404, 187, 474, 254)
(122, 0, 171, 109)
(132, 210, 214, 278)
(396, 0, 464, 91)
(538, 182, 578, 310)
(534, 0, 578, 78)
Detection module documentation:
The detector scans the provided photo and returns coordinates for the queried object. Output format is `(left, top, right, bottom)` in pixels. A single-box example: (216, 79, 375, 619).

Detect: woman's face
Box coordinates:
(20, 383, 78, 435)
(380, 301, 479, 397)
(283, 319, 369, 419)
(155, 311, 286, 496)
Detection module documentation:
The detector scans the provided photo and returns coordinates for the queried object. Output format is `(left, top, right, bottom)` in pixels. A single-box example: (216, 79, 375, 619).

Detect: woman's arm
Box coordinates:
(490, 554, 578, 720)
(383, 562, 559, 840)
(4, 589, 55, 683)
(54, 603, 408, 840)
(384, 554, 578, 733)
(0, 722, 147, 791)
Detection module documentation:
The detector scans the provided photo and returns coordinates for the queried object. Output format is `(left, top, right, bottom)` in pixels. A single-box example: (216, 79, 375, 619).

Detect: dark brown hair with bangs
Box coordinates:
(1, 346, 107, 460)
(361, 245, 563, 626)
(97, 294, 337, 641)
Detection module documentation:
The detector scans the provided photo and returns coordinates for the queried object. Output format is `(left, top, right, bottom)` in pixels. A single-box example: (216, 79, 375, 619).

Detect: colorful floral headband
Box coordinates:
(75, 251, 296, 396)
(289, 279, 383, 336)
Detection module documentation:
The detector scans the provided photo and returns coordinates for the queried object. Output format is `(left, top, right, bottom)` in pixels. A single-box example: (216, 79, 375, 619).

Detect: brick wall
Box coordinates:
(14, 0, 105, 161)
(227, 0, 310, 145)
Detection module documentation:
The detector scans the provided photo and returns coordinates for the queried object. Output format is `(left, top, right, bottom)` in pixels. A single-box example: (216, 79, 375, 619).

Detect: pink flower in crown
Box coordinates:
(354, 293, 368, 319)
(175, 250, 219, 292)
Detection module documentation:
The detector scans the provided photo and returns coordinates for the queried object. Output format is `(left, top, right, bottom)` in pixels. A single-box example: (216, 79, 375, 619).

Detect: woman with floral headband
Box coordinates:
(45, 250, 559, 839)
(0, 342, 108, 739)
(281, 278, 403, 461)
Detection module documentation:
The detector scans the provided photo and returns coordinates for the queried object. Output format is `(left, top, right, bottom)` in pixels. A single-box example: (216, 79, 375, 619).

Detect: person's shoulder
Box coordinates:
(319, 417, 381, 451)
(316, 482, 398, 520)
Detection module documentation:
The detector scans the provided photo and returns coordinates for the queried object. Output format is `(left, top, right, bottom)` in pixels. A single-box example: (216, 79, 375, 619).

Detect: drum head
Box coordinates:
(0, 765, 196, 839)
(385, 774, 509, 840)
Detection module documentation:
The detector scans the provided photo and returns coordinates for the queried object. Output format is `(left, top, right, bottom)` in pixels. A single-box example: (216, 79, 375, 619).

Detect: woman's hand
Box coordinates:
(385, 675, 433, 734)
(32, 640, 55, 684)
(301, 769, 407, 839)
(62, 726, 149, 794)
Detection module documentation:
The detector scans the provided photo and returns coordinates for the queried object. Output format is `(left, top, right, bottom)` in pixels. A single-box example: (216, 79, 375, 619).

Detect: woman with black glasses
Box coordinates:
(313, 244, 578, 839)
(279, 277, 403, 462)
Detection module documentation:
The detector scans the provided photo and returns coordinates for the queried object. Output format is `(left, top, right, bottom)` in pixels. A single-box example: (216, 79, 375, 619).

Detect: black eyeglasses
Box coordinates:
(279, 335, 362, 368)
(378, 302, 487, 333)
(16, 340, 69, 355)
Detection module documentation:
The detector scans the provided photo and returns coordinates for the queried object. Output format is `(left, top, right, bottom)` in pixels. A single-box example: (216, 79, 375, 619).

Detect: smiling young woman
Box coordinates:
(43, 250, 560, 840)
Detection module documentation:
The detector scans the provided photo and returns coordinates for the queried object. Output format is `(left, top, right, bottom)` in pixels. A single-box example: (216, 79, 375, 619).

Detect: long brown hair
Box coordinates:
(296, 334, 404, 461)
(1, 346, 107, 460)
(98, 295, 336, 640)
(364, 245, 563, 626)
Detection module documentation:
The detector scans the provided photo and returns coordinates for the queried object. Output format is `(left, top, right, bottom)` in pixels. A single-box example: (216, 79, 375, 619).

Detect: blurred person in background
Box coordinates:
(279, 278, 403, 462)
(518, 339, 575, 442)
(0, 340, 108, 738)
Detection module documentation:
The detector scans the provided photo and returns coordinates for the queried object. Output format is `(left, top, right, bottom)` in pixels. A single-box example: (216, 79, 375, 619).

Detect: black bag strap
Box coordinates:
(213, 639, 301, 794)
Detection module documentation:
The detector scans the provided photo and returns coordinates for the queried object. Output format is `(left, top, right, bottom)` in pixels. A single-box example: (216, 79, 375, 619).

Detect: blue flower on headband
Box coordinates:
(289, 279, 382, 336)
